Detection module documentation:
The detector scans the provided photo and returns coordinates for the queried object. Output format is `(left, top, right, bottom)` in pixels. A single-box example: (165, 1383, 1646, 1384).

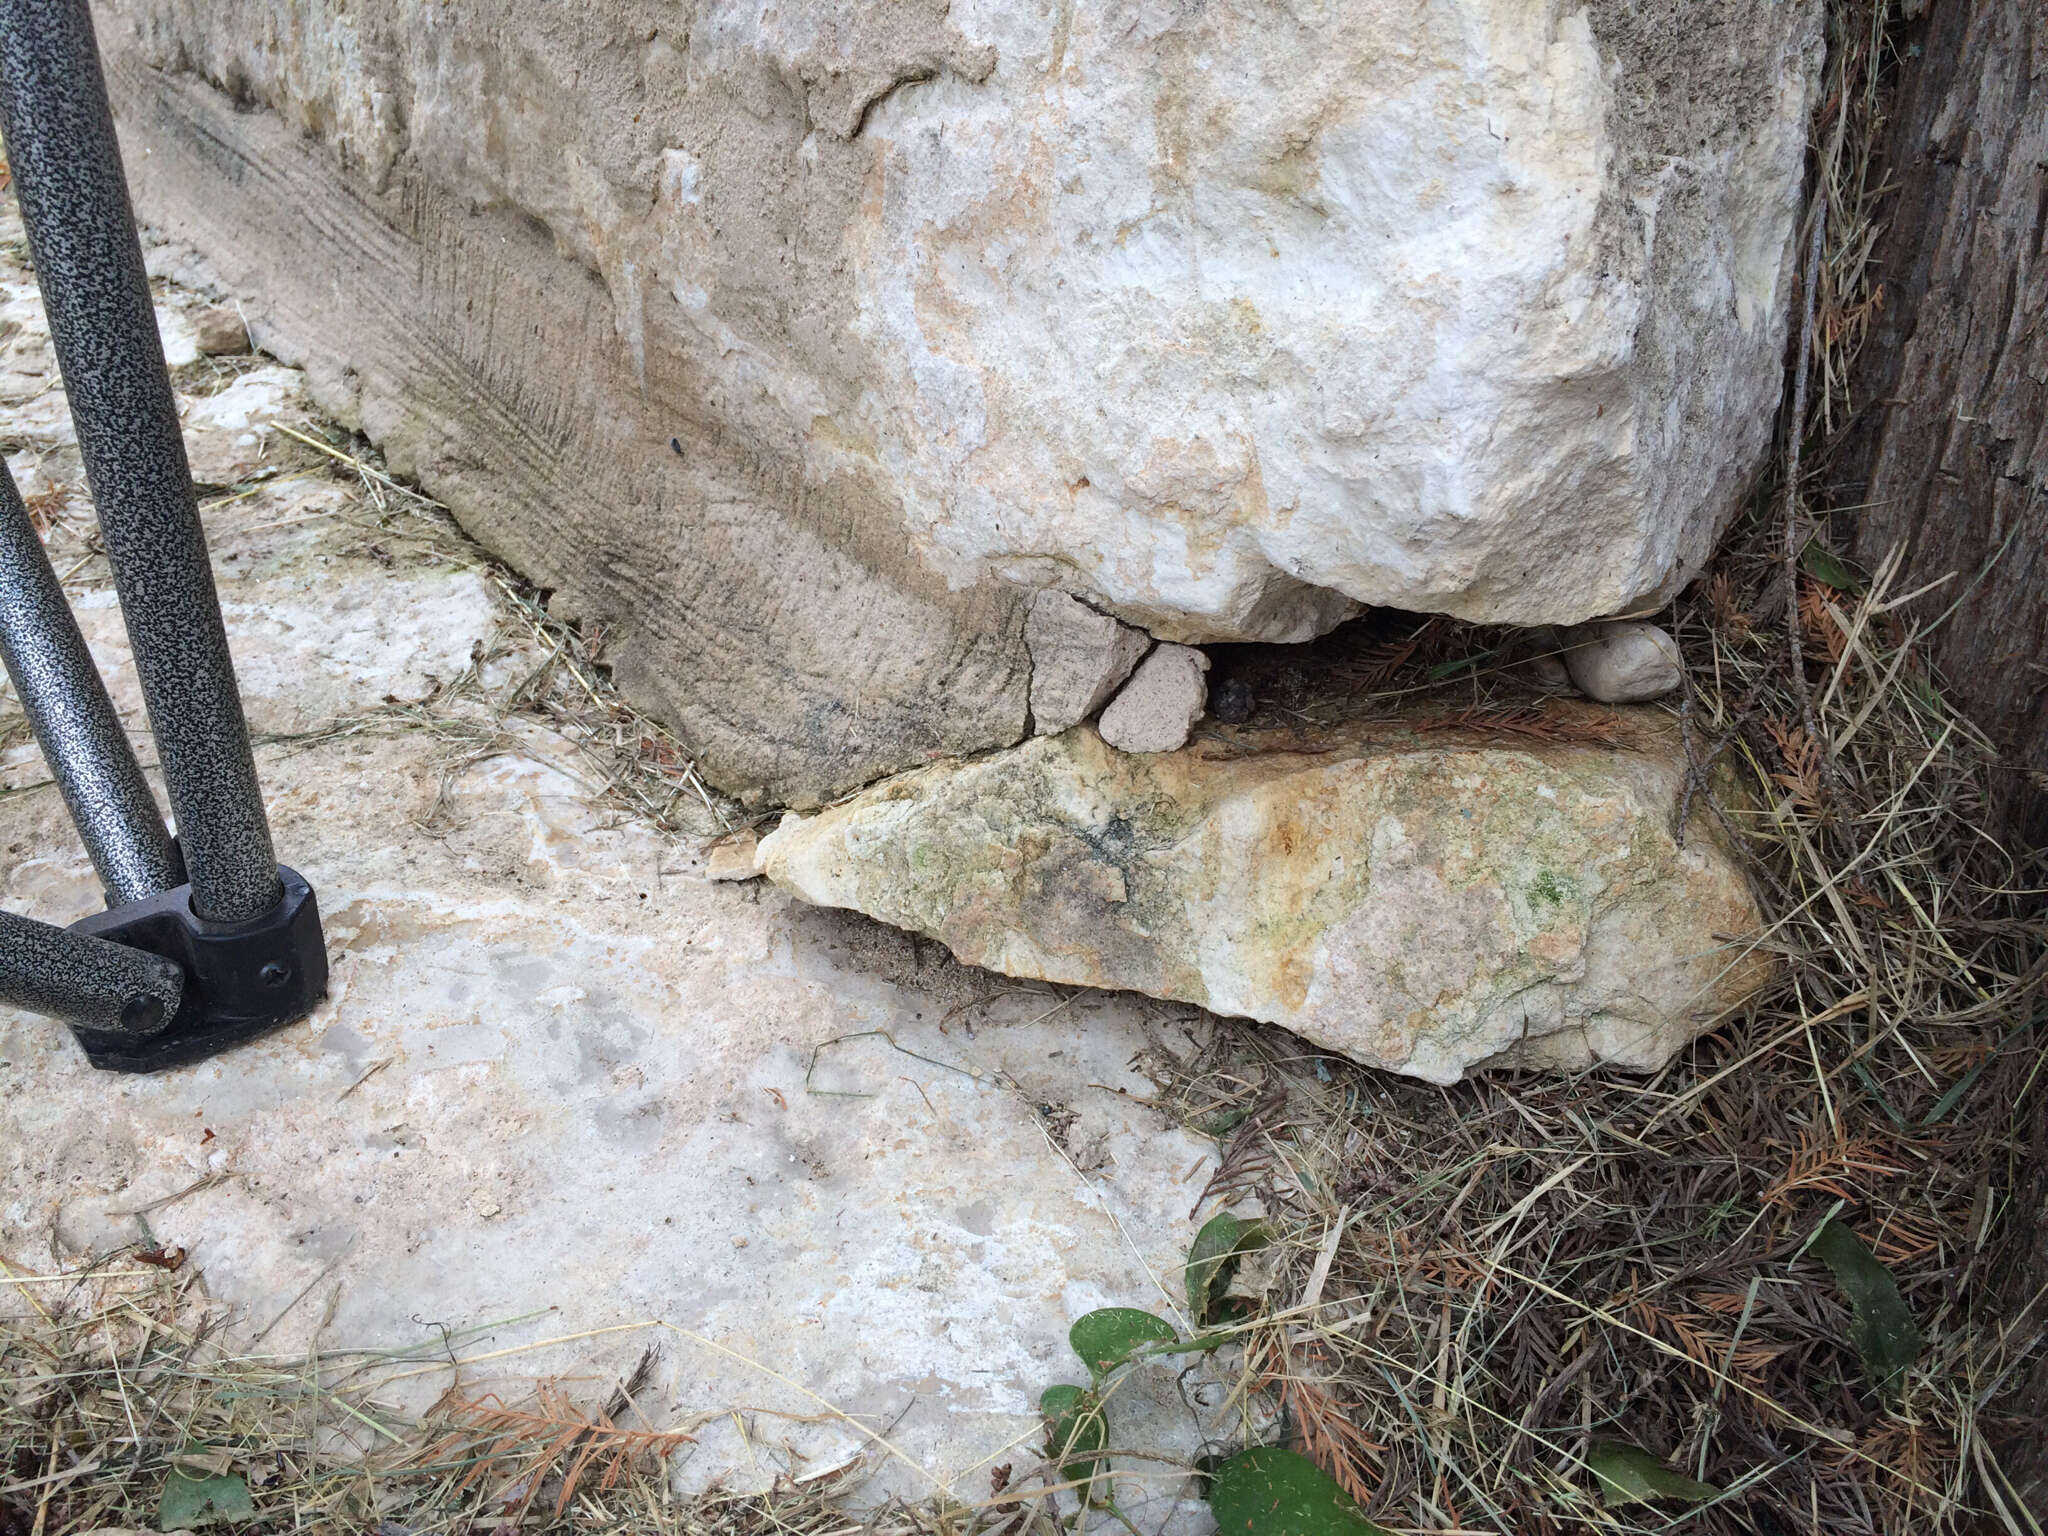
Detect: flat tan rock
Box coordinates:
(192, 305, 251, 355)
(758, 717, 1775, 1083)
(703, 826, 760, 880)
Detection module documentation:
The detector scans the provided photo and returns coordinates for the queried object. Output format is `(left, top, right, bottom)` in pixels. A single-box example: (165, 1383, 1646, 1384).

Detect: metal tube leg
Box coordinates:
(0, 0, 281, 923)
(0, 907, 182, 1036)
(0, 461, 183, 904)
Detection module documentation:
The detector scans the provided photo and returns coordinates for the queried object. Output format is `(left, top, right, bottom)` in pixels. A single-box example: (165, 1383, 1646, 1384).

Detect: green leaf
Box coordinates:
(1425, 650, 1495, 682)
(1186, 1213, 1267, 1327)
(1196, 1105, 1245, 1146)
(1199, 1106, 1252, 1139)
(1205, 1447, 1390, 1535)
(1798, 538, 1866, 594)
(1069, 1308, 1177, 1378)
(1040, 1384, 1108, 1500)
(1586, 1441, 1720, 1505)
(1922, 1015, 2037, 1127)
(1810, 1219, 1923, 1390)
(159, 1471, 255, 1528)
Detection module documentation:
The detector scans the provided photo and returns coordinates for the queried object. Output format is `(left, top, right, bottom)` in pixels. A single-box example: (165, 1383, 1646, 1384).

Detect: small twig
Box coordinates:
(337, 1057, 393, 1101)
(1782, 192, 1830, 770)
(109, 1173, 231, 1217)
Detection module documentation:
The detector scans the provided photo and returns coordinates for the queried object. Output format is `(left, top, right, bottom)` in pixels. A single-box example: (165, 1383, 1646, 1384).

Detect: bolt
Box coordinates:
(259, 961, 291, 988)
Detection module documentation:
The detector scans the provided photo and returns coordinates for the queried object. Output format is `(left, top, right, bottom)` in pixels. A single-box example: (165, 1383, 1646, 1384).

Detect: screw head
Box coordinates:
(259, 961, 291, 988)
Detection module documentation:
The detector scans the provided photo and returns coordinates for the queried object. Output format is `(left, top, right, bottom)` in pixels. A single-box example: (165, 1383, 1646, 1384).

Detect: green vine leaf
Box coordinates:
(1205, 1447, 1390, 1535)
(1069, 1307, 1176, 1378)
(159, 1470, 255, 1528)
(1798, 538, 1867, 594)
(1186, 1213, 1267, 1327)
(1810, 1219, 1923, 1392)
(1586, 1441, 1720, 1506)
(1039, 1384, 1108, 1502)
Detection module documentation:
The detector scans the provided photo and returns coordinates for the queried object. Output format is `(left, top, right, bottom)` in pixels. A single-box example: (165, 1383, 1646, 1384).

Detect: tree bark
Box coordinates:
(1835, 0, 2046, 1511)
(1837, 0, 2047, 842)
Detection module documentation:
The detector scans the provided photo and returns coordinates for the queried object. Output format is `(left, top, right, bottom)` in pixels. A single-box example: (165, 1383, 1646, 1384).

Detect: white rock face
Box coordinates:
(1099, 644, 1211, 754)
(112, 0, 1820, 654)
(1027, 589, 1152, 735)
(839, 0, 1824, 638)
(1564, 620, 1684, 703)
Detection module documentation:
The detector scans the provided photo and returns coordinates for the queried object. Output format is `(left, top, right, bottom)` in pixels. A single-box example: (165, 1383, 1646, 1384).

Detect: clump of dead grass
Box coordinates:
(1143, 513, 2046, 1533)
(0, 1257, 1059, 1535)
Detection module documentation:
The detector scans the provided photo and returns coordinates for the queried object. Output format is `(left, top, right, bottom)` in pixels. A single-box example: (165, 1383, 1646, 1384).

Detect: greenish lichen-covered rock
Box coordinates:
(757, 716, 1774, 1082)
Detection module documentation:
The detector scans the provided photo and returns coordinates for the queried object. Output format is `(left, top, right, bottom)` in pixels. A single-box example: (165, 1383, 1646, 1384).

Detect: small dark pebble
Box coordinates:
(1211, 677, 1255, 723)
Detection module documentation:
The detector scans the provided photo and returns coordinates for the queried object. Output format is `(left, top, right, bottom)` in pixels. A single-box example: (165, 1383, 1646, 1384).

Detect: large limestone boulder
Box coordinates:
(756, 716, 1775, 1082)
(100, 0, 1816, 801)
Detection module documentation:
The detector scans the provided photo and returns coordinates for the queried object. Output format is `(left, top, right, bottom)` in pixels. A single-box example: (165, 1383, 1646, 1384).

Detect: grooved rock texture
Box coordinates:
(97, 0, 1816, 800)
(757, 718, 1775, 1083)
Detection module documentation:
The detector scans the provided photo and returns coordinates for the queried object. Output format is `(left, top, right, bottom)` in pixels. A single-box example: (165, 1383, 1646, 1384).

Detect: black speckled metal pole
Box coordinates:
(0, 461, 184, 904)
(0, 0, 282, 923)
(0, 906, 183, 1035)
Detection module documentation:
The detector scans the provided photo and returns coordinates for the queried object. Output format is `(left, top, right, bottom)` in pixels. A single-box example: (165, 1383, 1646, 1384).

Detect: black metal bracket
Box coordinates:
(67, 866, 328, 1072)
(0, 0, 330, 1071)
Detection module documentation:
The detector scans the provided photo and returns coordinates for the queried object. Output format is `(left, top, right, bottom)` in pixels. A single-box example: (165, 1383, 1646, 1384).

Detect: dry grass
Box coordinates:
(1145, 579, 2045, 1526)
(1142, 531, 2045, 1532)
(0, 1258, 1073, 1536)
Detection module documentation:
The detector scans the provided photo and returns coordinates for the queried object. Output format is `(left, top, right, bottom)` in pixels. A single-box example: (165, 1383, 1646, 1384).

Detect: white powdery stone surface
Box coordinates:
(2, 735, 1223, 1518)
(0, 235, 1225, 1525)
(842, 0, 1822, 638)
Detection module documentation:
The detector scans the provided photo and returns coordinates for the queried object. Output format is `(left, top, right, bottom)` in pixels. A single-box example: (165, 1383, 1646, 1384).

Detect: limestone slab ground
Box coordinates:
(758, 721, 1776, 1084)
(0, 221, 1224, 1524)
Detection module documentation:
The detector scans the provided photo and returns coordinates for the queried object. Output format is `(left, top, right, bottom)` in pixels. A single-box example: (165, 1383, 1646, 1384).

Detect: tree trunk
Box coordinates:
(1837, 0, 2046, 842)
(1835, 0, 2046, 1511)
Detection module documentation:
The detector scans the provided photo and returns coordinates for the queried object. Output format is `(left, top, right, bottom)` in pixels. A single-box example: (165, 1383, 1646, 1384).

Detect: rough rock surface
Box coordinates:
(702, 827, 761, 881)
(757, 720, 1774, 1083)
(0, 222, 1223, 1524)
(1564, 621, 1684, 703)
(1098, 644, 1210, 754)
(99, 0, 1815, 797)
(1026, 589, 1151, 735)
(191, 304, 250, 356)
